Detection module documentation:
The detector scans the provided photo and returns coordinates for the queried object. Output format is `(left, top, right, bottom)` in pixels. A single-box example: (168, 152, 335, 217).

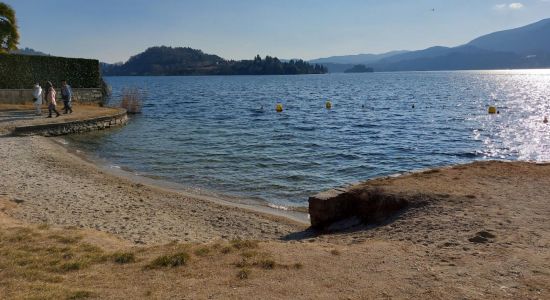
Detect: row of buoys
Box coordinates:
(488, 106, 548, 123)
(275, 100, 333, 112)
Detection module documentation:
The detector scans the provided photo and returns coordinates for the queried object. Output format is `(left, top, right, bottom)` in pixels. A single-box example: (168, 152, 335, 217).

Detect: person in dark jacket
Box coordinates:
(61, 80, 73, 114)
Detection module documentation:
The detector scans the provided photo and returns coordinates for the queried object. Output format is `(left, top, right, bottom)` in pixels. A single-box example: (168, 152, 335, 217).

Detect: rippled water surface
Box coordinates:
(67, 71, 550, 206)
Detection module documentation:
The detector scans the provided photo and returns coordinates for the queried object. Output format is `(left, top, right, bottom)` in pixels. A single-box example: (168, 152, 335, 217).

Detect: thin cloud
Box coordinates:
(509, 2, 524, 9)
(494, 2, 524, 10)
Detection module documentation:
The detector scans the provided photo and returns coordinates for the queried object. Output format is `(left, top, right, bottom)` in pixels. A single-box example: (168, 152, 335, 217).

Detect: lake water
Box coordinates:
(67, 70, 550, 207)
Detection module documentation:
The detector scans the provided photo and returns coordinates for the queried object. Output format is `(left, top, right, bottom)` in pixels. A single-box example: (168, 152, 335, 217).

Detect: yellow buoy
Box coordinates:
(488, 106, 497, 114)
(276, 103, 283, 112)
(325, 100, 332, 109)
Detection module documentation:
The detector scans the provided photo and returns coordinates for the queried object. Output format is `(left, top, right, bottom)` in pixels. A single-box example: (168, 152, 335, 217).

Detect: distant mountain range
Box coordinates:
(312, 18, 550, 72)
(10, 47, 50, 56)
(16, 18, 550, 74)
(101, 47, 326, 76)
(309, 50, 409, 65)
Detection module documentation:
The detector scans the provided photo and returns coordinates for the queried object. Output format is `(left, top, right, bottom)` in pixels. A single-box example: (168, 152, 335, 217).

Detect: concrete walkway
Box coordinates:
(0, 104, 126, 136)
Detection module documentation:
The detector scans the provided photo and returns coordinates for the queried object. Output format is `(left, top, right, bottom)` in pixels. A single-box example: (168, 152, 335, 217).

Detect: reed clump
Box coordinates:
(120, 88, 144, 114)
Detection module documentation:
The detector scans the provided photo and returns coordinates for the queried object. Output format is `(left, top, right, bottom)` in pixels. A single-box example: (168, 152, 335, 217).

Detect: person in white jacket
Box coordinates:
(32, 83, 43, 115)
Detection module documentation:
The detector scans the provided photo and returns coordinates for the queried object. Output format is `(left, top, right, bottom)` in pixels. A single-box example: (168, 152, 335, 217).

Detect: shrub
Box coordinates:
(0, 53, 101, 88)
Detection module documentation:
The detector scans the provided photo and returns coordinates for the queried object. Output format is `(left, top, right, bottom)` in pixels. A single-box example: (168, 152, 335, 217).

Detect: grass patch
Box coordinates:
(240, 250, 258, 258)
(220, 246, 233, 254)
(67, 290, 94, 299)
(230, 239, 258, 250)
(147, 252, 190, 269)
(194, 247, 210, 257)
(112, 252, 136, 264)
(60, 261, 84, 272)
(48, 234, 82, 244)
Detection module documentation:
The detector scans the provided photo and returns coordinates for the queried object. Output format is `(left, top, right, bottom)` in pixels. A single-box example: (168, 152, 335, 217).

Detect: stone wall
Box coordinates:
(308, 185, 410, 229)
(12, 110, 127, 137)
(0, 88, 104, 105)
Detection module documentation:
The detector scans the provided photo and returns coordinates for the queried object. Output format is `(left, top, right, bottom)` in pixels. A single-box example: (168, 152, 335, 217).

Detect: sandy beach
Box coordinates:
(1, 131, 549, 298)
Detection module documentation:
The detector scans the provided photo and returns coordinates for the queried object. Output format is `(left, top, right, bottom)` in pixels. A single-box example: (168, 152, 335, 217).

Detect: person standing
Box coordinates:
(46, 81, 60, 118)
(61, 79, 73, 114)
(32, 83, 43, 115)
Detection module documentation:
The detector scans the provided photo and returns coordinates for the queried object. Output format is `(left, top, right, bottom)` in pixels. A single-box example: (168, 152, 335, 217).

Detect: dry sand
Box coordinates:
(0, 132, 549, 299)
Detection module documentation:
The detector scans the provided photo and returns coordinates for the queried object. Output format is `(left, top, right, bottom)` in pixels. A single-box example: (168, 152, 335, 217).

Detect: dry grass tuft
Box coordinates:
(234, 258, 249, 268)
(236, 268, 251, 280)
(230, 239, 258, 250)
(112, 252, 136, 264)
(67, 290, 95, 299)
(146, 252, 190, 269)
(240, 250, 258, 258)
(220, 246, 233, 254)
(256, 259, 276, 270)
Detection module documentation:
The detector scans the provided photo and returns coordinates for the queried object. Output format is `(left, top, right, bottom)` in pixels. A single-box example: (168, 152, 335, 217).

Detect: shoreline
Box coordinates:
(0, 135, 307, 244)
(52, 136, 310, 225)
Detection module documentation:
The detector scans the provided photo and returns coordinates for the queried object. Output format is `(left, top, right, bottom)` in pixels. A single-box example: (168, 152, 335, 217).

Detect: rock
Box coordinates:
(308, 186, 409, 229)
(468, 230, 496, 244)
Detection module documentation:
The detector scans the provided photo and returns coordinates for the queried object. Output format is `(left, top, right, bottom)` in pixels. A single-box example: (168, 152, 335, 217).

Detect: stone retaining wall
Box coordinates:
(12, 110, 127, 137)
(0, 88, 104, 105)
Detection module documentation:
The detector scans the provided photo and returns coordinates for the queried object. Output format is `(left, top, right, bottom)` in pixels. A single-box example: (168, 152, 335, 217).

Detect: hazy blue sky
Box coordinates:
(5, 0, 550, 63)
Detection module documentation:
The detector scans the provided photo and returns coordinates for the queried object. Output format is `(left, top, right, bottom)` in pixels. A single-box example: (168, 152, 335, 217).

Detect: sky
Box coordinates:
(4, 0, 550, 63)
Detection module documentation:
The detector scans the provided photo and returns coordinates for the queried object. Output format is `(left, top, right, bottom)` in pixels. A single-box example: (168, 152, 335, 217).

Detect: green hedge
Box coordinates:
(0, 54, 101, 89)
